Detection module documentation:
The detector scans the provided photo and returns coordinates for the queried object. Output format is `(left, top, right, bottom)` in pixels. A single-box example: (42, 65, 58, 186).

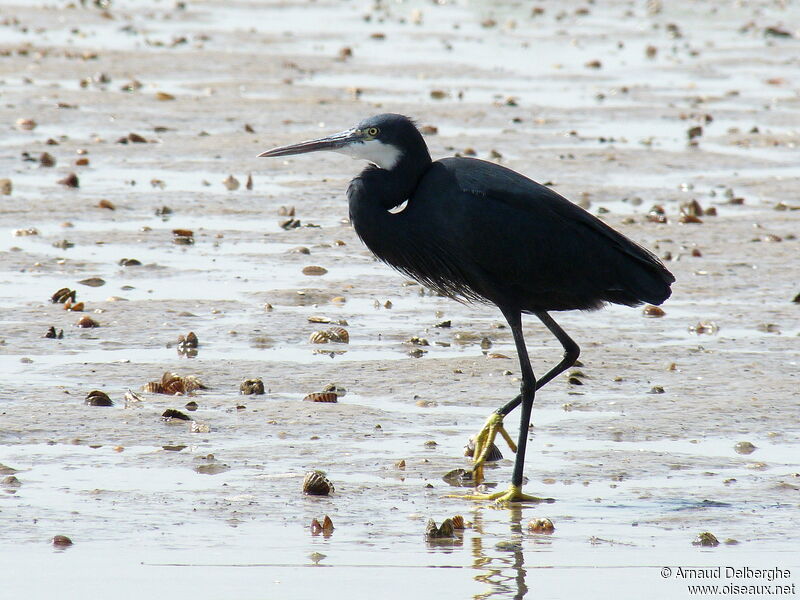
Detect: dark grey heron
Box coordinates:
(259, 114, 674, 502)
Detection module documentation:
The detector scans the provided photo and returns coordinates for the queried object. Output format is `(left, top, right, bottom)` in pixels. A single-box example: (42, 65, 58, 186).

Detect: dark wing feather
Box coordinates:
(409, 158, 674, 312)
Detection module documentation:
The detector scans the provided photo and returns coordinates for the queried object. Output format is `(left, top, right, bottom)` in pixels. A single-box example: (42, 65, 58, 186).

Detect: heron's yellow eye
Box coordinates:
(367, 127, 379, 137)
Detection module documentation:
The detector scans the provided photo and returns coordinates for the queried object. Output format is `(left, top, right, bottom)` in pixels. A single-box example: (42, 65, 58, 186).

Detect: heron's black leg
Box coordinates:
(448, 309, 548, 502)
(495, 311, 580, 418)
(503, 309, 536, 489)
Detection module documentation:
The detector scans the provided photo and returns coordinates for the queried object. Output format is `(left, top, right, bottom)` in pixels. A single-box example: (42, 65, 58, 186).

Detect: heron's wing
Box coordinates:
(426, 158, 673, 309)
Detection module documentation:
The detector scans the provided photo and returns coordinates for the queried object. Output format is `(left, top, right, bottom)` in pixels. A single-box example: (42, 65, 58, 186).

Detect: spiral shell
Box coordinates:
(303, 392, 338, 403)
(302, 470, 334, 496)
(85, 390, 113, 406)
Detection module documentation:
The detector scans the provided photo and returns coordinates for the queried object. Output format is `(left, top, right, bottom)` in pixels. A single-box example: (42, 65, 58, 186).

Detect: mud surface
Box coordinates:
(1, 1, 799, 598)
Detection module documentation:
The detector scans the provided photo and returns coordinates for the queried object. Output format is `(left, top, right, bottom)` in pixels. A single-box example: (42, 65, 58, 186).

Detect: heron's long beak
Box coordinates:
(258, 128, 362, 158)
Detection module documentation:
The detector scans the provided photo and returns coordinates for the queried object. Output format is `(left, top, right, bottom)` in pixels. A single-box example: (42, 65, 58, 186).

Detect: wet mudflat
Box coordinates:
(1, 0, 799, 598)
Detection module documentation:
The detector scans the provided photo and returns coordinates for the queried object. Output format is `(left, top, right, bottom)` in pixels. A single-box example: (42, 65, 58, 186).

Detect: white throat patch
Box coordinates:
(336, 138, 402, 170)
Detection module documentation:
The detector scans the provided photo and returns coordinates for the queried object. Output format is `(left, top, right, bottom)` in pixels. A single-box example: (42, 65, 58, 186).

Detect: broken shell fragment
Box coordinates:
(240, 378, 265, 395)
(85, 390, 113, 406)
(528, 517, 555, 533)
(77, 277, 105, 287)
(692, 532, 720, 547)
(303, 470, 334, 495)
(303, 392, 338, 403)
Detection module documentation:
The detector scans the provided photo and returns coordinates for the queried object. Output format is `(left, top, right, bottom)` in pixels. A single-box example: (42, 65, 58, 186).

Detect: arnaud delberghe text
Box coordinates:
(676, 567, 791, 581)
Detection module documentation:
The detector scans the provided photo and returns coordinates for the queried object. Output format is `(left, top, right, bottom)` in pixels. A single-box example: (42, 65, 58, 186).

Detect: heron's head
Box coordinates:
(259, 113, 428, 171)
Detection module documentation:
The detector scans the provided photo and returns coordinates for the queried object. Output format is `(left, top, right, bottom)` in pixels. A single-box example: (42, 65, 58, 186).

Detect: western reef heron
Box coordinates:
(259, 114, 675, 502)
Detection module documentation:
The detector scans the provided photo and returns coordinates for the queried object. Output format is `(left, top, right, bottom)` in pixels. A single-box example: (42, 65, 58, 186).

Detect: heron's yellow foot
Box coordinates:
(446, 485, 547, 504)
(471, 413, 517, 485)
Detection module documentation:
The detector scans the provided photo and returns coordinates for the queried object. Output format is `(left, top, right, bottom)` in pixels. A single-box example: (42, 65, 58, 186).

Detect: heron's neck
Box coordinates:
(347, 155, 430, 254)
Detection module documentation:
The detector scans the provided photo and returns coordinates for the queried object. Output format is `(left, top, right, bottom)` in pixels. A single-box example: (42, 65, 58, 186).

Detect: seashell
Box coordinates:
(75, 316, 99, 328)
(184, 401, 198, 411)
(442, 468, 473, 486)
(119, 258, 142, 267)
(425, 518, 455, 540)
(128, 132, 147, 143)
(692, 532, 719, 547)
(406, 336, 429, 346)
(451, 515, 465, 530)
(85, 390, 113, 406)
(172, 228, 193, 238)
(528, 518, 555, 533)
(646, 205, 667, 224)
(463, 437, 503, 462)
(679, 214, 703, 224)
(0, 179, 11, 195)
(240, 378, 265, 395)
(173, 235, 194, 245)
(44, 326, 63, 339)
(15, 118, 36, 130)
(77, 277, 105, 287)
(13, 227, 38, 236)
(689, 321, 718, 335)
(155, 91, 175, 101)
(66, 301, 84, 312)
(190, 421, 210, 433)
(39, 152, 56, 167)
(144, 382, 164, 393)
(311, 516, 334, 535)
(303, 392, 338, 403)
(52, 535, 73, 547)
(51, 287, 76, 304)
(309, 330, 331, 344)
(322, 383, 346, 397)
(277, 205, 295, 216)
(162, 409, 191, 421)
(222, 175, 240, 190)
(302, 265, 328, 276)
(178, 331, 199, 348)
(734, 441, 756, 455)
(326, 327, 349, 343)
(308, 315, 331, 324)
(246, 174, 253, 190)
(58, 173, 79, 188)
(98, 199, 115, 210)
(303, 470, 334, 495)
(642, 305, 665, 317)
(124, 389, 143, 405)
(280, 218, 301, 230)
